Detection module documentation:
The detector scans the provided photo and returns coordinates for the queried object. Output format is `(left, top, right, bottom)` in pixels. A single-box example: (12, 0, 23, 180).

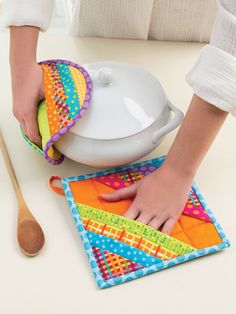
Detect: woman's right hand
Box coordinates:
(11, 61, 44, 147)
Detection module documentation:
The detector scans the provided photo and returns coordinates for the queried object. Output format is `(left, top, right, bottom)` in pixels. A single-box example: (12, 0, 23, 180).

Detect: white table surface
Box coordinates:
(0, 33, 235, 314)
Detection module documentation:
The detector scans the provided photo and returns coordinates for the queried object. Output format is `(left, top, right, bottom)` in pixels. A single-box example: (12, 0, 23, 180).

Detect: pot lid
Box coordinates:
(69, 61, 168, 140)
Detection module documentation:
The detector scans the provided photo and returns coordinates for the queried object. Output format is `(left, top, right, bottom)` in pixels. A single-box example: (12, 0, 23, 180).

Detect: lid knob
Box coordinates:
(98, 67, 112, 86)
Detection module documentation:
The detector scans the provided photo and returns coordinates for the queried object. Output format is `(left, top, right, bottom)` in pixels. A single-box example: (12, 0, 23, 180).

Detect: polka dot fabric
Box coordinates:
(53, 155, 230, 288)
(22, 59, 92, 165)
(87, 231, 163, 269)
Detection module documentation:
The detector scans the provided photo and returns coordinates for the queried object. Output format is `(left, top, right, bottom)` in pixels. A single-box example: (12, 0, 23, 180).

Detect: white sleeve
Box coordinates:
(186, 0, 236, 117)
(2, 0, 55, 31)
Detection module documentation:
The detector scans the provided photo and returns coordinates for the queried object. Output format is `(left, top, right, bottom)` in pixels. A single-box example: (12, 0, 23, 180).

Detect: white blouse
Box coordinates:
(2, 0, 236, 116)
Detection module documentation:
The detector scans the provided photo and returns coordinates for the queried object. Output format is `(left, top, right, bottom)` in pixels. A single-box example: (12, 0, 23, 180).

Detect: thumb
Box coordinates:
(100, 184, 138, 202)
(25, 114, 42, 147)
(24, 101, 42, 147)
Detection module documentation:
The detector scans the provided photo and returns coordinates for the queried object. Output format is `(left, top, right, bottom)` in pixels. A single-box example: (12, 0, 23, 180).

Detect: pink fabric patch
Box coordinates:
(183, 189, 212, 222)
(93, 170, 144, 189)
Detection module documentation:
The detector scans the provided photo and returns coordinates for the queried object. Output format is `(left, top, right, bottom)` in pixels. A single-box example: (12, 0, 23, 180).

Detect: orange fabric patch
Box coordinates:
(41, 64, 60, 136)
(70, 180, 132, 216)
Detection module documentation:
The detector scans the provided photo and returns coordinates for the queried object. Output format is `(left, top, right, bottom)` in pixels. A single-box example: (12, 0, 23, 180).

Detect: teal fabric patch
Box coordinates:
(56, 63, 80, 118)
(87, 231, 162, 268)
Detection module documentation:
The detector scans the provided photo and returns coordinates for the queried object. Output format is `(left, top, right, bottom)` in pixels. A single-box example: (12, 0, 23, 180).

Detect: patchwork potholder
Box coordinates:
(50, 156, 230, 288)
(22, 59, 92, 165)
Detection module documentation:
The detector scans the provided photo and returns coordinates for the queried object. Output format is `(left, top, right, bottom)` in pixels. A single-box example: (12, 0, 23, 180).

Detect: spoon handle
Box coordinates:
(0, 129, 23, 203)
(0, 128, 45, 256)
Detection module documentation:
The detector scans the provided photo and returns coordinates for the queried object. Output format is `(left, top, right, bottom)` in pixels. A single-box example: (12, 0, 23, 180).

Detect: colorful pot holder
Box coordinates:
(22, 59, 92, 165)
(50, 156, 230, 288)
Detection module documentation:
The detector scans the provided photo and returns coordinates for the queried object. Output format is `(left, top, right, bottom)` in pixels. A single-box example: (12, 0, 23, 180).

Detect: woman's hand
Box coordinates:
(101, 165, 193, 234)
(10, 26, 42, 146)
(11, 62, 44, 146)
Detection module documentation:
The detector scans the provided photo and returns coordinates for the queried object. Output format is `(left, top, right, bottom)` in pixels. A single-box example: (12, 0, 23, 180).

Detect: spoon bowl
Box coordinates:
(17, 219, 45, 256)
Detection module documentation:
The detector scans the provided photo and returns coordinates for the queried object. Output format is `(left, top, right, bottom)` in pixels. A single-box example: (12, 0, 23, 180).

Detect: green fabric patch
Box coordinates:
(37, 100, 51, 148)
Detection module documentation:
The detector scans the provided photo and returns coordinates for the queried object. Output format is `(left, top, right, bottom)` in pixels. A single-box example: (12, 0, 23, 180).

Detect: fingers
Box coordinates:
(14, 103, 41, 146)
(20, 120, 27, 137)
(148, 216, 177, 234)
(100, 184, 137, 202)
(24, 112, 41, 146)
(123, 203, 140, 220)
(161, 218, 176, 235)
(136, 212, 154, 225)
(148, 216, 164, 230)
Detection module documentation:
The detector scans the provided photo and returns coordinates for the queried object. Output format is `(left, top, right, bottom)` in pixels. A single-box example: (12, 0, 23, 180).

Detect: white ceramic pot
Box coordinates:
(55, 61, 184, 168)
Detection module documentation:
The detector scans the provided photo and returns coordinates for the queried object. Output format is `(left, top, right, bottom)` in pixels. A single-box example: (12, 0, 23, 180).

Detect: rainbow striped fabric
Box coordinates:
(22, 59, 92, 165)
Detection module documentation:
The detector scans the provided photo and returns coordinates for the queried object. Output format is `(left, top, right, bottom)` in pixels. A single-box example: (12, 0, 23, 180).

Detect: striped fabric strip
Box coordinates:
(48, 63, 70, 129)
(76, 203, 195, 255)
(56, 63, 80, 119)
(41, 64, 61, 135)
(83, 216, 178, 260)
(69, 65, 87, 106)
(87, 231, 162, 267)
(92, 170, 144, 190)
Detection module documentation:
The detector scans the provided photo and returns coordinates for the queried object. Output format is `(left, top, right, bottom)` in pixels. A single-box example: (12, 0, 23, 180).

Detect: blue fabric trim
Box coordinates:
(191, 182, 230, 246)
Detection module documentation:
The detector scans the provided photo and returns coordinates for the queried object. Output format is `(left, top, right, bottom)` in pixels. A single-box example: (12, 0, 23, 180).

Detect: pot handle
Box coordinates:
(152, 101, 184, 145)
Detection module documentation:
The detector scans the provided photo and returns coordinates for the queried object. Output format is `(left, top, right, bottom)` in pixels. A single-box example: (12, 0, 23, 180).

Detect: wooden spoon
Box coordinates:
(0, 129, 45, 256)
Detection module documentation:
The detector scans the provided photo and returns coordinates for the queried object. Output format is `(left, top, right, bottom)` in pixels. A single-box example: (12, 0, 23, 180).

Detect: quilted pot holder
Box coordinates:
(50, 156, 230, 288)
(22, 59, 92, 165)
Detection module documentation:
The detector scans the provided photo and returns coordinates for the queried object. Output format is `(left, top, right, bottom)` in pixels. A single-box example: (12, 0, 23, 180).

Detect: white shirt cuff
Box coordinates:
(2, 0, 54, 31)
(186, 44, 236, 117)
